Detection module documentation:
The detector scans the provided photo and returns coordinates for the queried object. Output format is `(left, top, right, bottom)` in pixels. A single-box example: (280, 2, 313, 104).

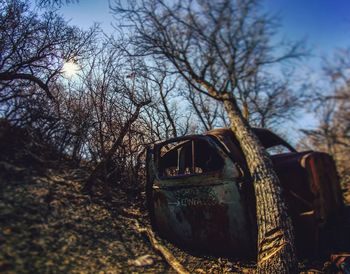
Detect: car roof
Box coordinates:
(206, 127, 296, 152)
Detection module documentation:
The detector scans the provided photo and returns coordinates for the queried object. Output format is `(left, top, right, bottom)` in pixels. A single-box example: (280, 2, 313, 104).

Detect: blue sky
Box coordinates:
(59, 0, 350, 52)
(58, 0, 350, 143)
(266, 0, 350, 54)
(59, 1, 113, 32)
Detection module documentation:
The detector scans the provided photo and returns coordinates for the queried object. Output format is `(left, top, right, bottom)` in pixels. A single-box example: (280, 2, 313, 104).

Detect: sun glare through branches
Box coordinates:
(62, 61, 79, 77)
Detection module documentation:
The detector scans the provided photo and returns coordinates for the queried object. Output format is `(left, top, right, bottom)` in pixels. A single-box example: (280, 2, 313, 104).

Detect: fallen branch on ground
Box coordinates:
(134, 221, 190, 274)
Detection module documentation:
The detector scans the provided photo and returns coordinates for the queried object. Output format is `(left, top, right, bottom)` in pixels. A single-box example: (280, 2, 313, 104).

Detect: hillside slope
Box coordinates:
(0, 122, 250, 273)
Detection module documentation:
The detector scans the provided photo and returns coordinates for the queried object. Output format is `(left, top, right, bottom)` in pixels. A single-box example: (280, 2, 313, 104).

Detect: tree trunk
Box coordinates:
(223, 97, 297, 274)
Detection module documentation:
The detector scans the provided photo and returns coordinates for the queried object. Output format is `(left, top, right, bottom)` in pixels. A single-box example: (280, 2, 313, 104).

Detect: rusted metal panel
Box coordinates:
(301, 152, 344, 223)
(153, 179, 255, 256)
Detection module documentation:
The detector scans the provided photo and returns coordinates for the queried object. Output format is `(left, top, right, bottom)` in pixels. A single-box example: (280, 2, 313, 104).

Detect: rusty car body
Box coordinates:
(146, 128, 344, 257)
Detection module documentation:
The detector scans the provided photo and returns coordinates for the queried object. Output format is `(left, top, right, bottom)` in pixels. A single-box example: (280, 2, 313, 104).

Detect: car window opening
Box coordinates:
(158, 139, 224, 177)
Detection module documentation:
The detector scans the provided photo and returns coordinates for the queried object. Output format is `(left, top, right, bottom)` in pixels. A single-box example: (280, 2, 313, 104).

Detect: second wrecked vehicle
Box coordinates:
(146, 128, 344, 257)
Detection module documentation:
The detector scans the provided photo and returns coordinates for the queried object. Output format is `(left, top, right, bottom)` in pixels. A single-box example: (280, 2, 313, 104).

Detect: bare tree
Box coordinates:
(245, 72, 304, 128)
(57, 40, 153, 193)
(185, 66, 304, 131)
(130, 60, 195, 140)
(112, 0, 305, 272)
(0, 0, 99, 168)
(185, 84, 221, 131)
(301, 48, 350, 199)
(0, 0, 169, 199)
(0, 0, 96, 102)
(141, 63, 180, 138)
(36, 0, 78, 8)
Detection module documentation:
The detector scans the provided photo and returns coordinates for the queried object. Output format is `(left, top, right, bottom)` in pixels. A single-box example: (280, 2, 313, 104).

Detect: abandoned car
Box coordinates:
(146, 128, 344, 258)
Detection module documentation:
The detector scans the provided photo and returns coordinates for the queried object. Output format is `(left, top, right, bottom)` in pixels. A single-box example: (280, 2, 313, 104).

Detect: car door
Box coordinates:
(146, 135, 256, 257)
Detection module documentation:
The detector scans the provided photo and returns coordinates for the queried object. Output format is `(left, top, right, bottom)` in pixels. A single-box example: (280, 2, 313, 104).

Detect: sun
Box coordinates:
(62, 61, 79, 77)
